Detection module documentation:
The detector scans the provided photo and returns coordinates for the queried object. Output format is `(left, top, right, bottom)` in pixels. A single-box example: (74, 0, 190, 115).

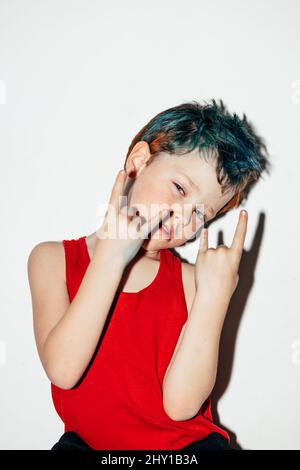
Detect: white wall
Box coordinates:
(1, 0, 299, 450)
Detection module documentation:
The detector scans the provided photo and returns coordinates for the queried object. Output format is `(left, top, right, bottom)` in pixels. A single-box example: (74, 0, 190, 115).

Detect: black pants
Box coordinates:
(51, 431, 233, 451)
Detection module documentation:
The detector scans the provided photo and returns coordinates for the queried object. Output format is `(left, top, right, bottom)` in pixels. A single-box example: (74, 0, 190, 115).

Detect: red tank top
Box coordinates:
(51, 236, 230, 450)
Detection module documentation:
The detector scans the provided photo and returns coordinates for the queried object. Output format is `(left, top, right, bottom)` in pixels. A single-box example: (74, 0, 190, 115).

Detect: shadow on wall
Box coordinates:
(172, 211, 266, 450)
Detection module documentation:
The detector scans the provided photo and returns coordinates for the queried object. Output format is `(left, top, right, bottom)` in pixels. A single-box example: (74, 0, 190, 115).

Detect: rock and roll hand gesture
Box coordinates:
(195, 210, 248, 302)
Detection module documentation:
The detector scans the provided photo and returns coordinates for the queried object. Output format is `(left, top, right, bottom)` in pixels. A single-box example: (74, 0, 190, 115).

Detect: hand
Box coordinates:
(94, 169, 170, 269)
(195, 210, 248, 303)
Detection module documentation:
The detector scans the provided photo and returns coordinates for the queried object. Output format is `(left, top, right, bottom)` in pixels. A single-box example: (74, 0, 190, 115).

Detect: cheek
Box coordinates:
(130, 181, 171, 211)
(127, 186, 171, 224)
(191, 213, 204, 233)
(175, 214, 203, 241)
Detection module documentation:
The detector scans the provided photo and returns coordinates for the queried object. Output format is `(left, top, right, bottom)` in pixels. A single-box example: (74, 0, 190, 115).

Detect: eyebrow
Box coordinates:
(180, 172, 215, 218)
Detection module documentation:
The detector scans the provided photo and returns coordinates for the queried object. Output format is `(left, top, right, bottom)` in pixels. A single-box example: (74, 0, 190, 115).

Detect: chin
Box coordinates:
(142, 234, 186, 250)
(142, 238, 167, 251)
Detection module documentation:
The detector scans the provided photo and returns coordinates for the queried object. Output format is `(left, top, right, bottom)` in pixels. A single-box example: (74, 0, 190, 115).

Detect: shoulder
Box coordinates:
(180, 260, 196, 317)
(27, 242, 70, 368)
(27, 241, 66, 283)
(27, 240, 65, 265)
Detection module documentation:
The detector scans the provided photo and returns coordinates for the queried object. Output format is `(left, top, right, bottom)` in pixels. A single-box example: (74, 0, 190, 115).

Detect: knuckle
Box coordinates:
(232, 248, 242, 261)
(217, 245, 228, 255)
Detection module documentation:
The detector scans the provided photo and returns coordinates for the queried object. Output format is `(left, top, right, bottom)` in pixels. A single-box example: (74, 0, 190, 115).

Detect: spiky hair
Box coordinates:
(125, 99, 271, 211)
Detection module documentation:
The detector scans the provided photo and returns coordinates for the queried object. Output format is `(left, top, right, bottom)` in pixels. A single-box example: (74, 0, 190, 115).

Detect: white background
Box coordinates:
(1, 0, 299, 450)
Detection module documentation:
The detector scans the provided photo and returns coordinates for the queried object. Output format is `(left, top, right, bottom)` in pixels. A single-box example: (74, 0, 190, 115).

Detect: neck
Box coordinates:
(139, 245, 161, 261)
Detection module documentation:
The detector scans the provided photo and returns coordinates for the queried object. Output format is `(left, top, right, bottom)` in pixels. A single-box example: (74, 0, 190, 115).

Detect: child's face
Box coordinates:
(124, 146, 236, 251)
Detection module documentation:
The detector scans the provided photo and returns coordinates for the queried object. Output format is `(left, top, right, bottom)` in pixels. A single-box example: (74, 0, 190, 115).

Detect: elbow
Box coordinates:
(42, 343, 80, 390)
(45, 360, 79, 390)
(163, 394, 202, 422)
(163, 394, 204, 421)
(47, 368, 76, 390)
(164, 409, 189, 422)
(163, 404, 196, 422)
(50, 376, 76, 390)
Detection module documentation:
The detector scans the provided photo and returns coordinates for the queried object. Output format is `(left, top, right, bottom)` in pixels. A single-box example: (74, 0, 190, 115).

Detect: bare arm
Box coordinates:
(162, 292, 230, 421)
(27, 240, 124, 390)
(163, 210, 247, 421)
(28, 170, 169, 391)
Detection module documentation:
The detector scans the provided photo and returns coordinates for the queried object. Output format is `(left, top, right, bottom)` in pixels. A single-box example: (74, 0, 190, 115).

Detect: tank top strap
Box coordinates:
(160, 248, 184, 289)
(161, 248, 188, 315)
(62, 237, 87, 301)
(62, 238, 184, 302)
(162, 248, 182, 273)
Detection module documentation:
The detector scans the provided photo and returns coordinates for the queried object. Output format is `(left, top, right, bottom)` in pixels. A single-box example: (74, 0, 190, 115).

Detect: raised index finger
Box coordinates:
(230, 210, 248, 255)
(199, 226, 208, 253)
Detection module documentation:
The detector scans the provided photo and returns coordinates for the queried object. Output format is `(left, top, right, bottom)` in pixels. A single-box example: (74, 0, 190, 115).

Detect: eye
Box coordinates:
(173, 182, 185, 196)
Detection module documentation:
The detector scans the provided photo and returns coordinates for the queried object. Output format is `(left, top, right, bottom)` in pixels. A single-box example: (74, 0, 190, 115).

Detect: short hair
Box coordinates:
(124, 99, 271, 214)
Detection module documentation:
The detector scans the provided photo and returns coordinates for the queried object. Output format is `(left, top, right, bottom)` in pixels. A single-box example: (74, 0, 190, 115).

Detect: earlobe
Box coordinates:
(127, 159, 146, 178)
(126, 156, 144, 178)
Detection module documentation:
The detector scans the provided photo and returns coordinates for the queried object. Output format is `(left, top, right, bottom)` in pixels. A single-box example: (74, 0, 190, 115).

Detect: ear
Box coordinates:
(218, 192, 241, 215)
(125, 140, 153, 178)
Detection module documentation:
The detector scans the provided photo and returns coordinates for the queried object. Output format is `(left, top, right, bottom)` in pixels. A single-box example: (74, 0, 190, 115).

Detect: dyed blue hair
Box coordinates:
(125, 98, 271, 207)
